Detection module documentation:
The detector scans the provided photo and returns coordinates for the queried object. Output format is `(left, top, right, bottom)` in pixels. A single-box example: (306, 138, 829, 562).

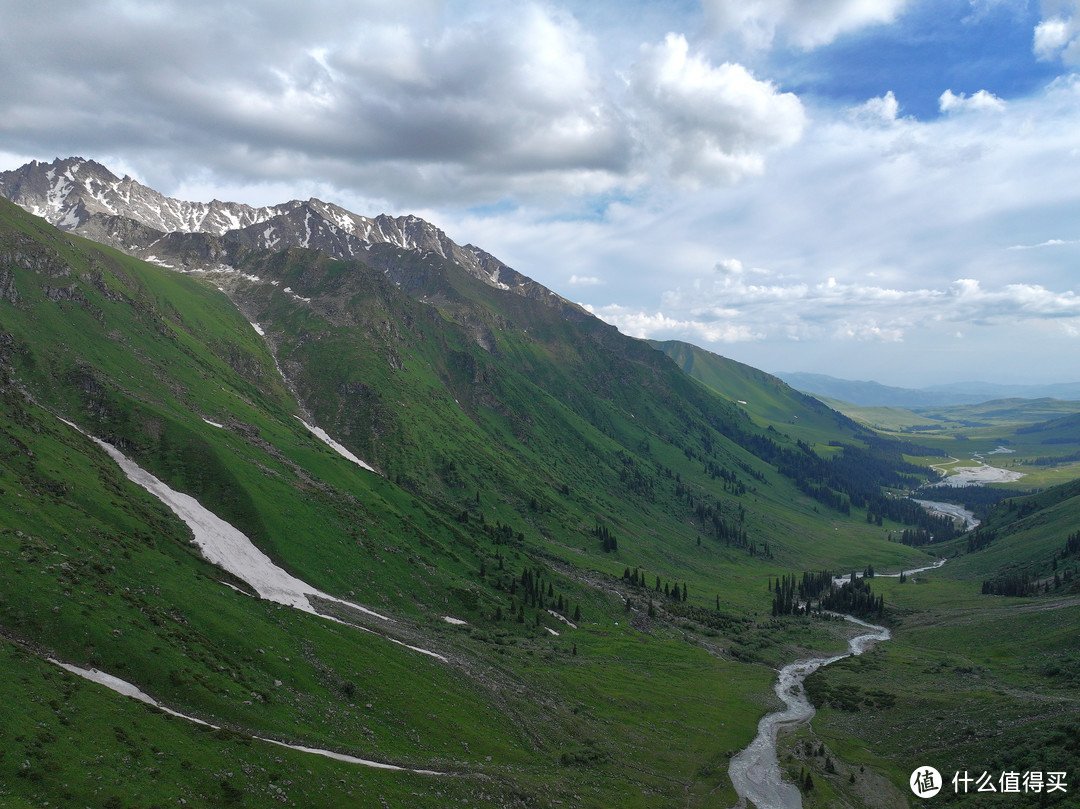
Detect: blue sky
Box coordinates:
(773, 2, 1059, 116)
(2, 0, 1079, 386)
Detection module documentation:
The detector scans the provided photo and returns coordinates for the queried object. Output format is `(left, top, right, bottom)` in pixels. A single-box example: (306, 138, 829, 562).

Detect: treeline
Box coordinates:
(1026, 450, 1080, 466)
(728, 429, 943, 529)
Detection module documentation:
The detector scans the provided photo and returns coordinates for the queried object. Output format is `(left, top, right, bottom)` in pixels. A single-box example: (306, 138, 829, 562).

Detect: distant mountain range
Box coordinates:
(775, 371, 1080, 408)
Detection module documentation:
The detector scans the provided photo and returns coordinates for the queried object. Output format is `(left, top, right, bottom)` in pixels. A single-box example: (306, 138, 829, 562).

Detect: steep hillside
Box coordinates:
(941, 478, 1080, 585)
(0, 194, 940, 808)
(652, 339, 876, 449)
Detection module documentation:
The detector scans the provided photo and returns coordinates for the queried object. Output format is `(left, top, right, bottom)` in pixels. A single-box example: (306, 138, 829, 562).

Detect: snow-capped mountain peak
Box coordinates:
(0, 157, 529, 295)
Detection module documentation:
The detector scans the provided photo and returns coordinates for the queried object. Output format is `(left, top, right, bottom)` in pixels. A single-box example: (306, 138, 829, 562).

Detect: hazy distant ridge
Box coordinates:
(776, 372, 1080, 408)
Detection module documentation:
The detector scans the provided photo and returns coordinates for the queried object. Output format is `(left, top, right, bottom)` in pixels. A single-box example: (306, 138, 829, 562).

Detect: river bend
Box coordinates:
(728, 560, 945, 809)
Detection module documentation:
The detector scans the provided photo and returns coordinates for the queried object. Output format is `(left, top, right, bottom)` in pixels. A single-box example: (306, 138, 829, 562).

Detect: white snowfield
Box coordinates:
(297, 418, 378, 474)
(58, 418, 446, 662)
(91, 433, 388, 619)
(50, 660, 442, 775)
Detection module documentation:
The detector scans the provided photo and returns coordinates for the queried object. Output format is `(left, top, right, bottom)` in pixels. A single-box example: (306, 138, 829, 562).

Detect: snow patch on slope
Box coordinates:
(297, 418, 377, 473)
(50, 659, 443, 774)
(88, 429, 388, 618)
(58, 417, 447, 662)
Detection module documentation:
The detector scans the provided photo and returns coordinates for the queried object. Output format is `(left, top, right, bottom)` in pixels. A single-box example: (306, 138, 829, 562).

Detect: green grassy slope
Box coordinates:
(1, 198, 946, 806)
(650, 338, 876, 451)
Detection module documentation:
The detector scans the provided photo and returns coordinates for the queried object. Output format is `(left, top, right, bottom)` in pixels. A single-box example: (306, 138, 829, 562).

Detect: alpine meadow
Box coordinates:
(1, 157, 1079, 809)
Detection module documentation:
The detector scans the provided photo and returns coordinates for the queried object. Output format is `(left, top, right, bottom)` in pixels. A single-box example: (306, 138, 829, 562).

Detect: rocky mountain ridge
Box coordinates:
(0, 156, 530, 297)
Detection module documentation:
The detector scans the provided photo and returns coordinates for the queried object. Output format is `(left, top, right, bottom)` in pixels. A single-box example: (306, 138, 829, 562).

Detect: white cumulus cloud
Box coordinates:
(939, 89, 1007, 114)
(582, 304, 764, 343)
(628, 33, 806, 184)
(1034, 2, 1080, 63)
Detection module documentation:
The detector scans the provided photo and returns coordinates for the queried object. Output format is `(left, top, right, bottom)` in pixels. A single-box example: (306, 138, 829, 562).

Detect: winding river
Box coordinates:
(727, 560, 945, 809)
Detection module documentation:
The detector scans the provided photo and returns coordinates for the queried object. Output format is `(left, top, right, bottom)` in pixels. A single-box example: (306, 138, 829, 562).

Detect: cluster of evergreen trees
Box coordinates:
(916, 484, 1023, 521)
(874, 496, 959, 541)
(1026, 449, 1080, 466)
(770, 570, 833, 616)
(1065, 531, 1080, 557)
(977, 531, 1080, 598)
(967, 527, 997, 553)
(981, 573, 1038, 597)
(621, 567, 688, 602)
(982, 567, 1076, 597)
(893, 527, 936, 547)
(616, 452, 655, 499)
(671, 481, 767, 555)
(770, 570, 884, 619)
(593, 522, 618, 552)
(820, 576, 885, 618)
(509, 566, 581, 624)
(702, 460, 747, 493)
